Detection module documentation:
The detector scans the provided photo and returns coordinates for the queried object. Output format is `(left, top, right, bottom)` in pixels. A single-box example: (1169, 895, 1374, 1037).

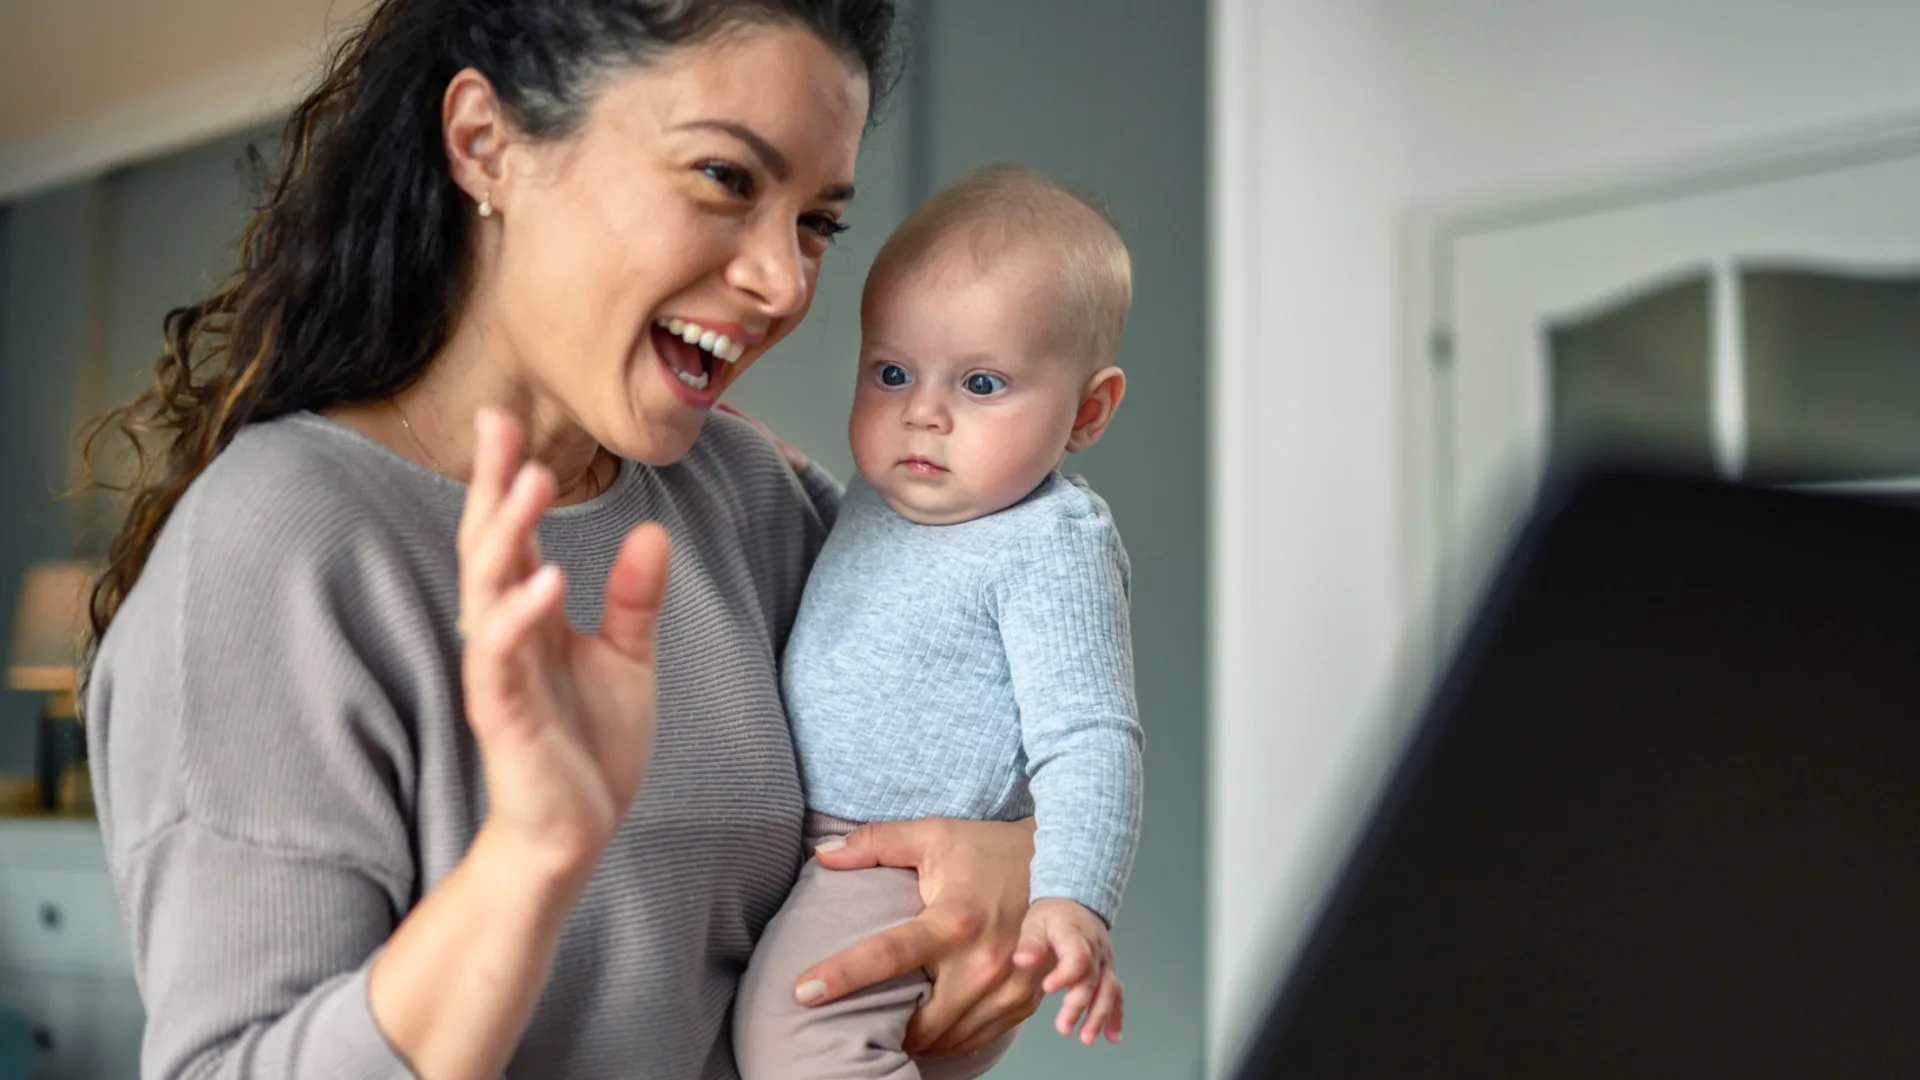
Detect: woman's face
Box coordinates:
(482, 26, 870, 465)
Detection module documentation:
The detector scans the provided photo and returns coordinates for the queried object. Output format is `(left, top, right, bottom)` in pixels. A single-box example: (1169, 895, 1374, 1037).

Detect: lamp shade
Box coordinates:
(7, 561, 98, 693)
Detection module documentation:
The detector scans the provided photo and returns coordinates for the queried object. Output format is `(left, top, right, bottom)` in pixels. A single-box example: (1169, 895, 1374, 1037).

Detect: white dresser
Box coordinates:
(0, 818, 143, 1078)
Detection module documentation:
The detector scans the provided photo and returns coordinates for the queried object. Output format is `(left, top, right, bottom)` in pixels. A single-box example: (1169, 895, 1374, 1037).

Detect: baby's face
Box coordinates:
(851, 251, 1090, 525)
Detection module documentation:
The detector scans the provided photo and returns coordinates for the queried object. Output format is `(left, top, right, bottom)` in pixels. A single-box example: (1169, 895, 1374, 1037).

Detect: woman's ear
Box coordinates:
(1065, 366, 1127, 454)
(443, 67, 512, 214)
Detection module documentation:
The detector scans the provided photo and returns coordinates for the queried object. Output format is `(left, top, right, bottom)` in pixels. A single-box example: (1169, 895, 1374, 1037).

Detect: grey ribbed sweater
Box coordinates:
(85, 411, 836, 1079)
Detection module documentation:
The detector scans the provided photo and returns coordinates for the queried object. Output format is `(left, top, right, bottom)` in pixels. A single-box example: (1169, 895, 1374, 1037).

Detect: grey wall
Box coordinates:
(103, 133, 272, 413)
(0, 129, 266, 774)
(0, 205, 13, 769)
(919, 2, 1209, 1076)
(0, 185, 98, 772)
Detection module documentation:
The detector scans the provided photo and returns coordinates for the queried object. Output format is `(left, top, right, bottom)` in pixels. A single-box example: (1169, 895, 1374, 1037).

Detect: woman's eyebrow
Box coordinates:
(673, 118, 855, 201)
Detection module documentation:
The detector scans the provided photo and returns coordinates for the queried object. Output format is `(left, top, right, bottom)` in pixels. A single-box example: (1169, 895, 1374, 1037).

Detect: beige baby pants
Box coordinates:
(733, 813, 1020, 1079)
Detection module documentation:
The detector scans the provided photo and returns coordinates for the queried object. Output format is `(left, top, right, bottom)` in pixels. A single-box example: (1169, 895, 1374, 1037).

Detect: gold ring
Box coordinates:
(455, 615, 469, 637)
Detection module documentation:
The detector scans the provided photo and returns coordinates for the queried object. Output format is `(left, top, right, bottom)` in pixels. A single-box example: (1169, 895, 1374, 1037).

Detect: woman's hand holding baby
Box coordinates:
(798, 817, 1049, 1057)
(1015, 897, 1125, 1045)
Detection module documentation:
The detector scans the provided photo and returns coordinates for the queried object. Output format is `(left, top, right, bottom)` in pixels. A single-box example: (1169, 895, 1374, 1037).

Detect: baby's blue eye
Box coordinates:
(879, 363, 910, 387)
(963, 372, 1007, 396)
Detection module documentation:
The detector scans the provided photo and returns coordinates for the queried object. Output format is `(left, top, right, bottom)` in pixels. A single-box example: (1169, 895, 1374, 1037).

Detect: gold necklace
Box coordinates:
(561, 452, 612, 501)
(389, 398, 446, 475)
(390, 397, 609, 499)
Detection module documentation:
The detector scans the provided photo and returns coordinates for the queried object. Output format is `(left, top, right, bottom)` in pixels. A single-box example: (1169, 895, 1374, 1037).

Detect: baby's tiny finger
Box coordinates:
(1053, 982, 1094, 1038)
(1083, 969, 1124, 1045)
(1106, 970, 1125, 1043)
(1043, 934, 1092, 995)
(1014, 918, 1053, 969)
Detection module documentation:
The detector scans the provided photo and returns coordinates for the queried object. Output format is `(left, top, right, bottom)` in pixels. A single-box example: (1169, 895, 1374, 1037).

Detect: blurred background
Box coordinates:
(0, 0, 1916, 1077)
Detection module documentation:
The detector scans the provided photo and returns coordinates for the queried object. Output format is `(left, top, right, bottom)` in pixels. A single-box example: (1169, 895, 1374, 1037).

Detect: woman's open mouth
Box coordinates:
(651, 317, 750, 404)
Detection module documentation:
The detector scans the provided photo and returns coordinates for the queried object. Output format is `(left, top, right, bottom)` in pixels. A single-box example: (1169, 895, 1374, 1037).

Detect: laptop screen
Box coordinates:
(1235, 474, 1920, 1078)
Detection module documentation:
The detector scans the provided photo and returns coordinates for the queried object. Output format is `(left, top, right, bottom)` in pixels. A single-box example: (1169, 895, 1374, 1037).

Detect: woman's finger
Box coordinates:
(902, 954, 994, 1054)
(458, 407, 517, 551)
(457, 407, 536, 631)
(811, 818, 941, 874)
(1082, 969, 1123, 1045)
(916, 974, 1043, 1059)
(462, 563, 565, 734)
(464, 462, 555, 626)
(795, 909, 946, 1008)
(598, 523, 670, 662)
(900, 899, 1016, 1052)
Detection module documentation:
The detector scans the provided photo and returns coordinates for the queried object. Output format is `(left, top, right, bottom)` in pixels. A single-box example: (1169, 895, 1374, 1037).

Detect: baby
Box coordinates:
(733, 164, 1144, 1080)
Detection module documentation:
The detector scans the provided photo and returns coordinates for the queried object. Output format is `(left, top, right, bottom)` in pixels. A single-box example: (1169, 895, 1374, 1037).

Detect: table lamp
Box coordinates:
(6, 561, 98, 815)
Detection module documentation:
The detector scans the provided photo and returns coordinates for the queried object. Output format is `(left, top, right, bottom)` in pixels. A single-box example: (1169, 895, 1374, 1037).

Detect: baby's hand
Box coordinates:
(1012, 897, 1123, 1045)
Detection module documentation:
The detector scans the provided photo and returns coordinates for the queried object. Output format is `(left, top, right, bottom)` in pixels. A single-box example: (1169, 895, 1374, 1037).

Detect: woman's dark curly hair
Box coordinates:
(80, 0, 899, 651)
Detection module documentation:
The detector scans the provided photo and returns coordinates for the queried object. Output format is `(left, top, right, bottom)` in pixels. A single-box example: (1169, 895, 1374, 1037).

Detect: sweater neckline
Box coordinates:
(282, 411, 644, 520)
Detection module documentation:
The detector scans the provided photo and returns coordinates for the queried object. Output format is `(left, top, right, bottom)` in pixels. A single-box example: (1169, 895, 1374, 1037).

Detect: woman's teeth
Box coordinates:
(656, 317, 748, 364)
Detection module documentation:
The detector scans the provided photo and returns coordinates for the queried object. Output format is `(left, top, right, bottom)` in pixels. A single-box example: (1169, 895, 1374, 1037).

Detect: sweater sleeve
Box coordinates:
(86, 469, 423, 1079)
(993, 510, 1145, 924)
(797, 460, 846, 532)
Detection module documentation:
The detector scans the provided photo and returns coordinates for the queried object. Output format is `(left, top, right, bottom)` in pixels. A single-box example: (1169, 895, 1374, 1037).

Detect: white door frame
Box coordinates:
(1400, 109, 1920, 676)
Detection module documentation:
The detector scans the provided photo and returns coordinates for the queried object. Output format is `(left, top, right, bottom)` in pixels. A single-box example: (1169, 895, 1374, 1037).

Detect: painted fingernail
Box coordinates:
(814, 836, 845, 853)
(795, 979, 827, 1005)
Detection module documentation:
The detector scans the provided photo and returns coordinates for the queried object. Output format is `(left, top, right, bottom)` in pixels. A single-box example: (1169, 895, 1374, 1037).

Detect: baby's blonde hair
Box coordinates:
(865, 163, 1133, 367)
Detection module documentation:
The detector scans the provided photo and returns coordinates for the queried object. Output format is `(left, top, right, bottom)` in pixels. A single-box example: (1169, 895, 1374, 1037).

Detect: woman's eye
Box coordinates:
(803, 214, 850, 243)
(699, 162, 754, 199)
(879, 363, 910, 387)
(963, 372, 1007, 396)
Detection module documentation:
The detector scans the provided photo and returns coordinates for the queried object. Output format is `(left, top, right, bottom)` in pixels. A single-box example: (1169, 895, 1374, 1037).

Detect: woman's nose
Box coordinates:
(726, 218, 811, 318)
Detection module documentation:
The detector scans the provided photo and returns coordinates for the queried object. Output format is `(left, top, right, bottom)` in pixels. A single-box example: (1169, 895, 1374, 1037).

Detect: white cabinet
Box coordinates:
(0, 970, 143, 1079)
(0, 819, 142, 1078)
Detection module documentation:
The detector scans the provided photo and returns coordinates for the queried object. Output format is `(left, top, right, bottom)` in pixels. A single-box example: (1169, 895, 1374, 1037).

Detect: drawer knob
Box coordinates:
(37, 902, 61, 931)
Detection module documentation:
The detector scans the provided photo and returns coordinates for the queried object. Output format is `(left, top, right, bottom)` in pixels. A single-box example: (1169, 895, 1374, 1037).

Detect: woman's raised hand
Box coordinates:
(456, 407, 671, 877)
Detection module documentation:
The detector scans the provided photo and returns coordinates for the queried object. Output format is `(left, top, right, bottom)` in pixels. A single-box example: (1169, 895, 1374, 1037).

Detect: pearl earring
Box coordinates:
(478, 192, 493, 218)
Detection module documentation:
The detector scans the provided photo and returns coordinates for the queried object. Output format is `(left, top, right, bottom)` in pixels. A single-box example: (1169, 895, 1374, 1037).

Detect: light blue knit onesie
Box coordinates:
(780, 471, 1143, 921)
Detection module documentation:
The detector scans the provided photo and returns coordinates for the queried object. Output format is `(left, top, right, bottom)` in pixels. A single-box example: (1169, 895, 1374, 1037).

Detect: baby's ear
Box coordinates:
(1066, 367, 1126, 453)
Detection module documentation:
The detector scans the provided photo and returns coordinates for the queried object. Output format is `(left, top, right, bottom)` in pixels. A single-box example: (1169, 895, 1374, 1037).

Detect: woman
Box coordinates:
(81, 2, 1046, 1077)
